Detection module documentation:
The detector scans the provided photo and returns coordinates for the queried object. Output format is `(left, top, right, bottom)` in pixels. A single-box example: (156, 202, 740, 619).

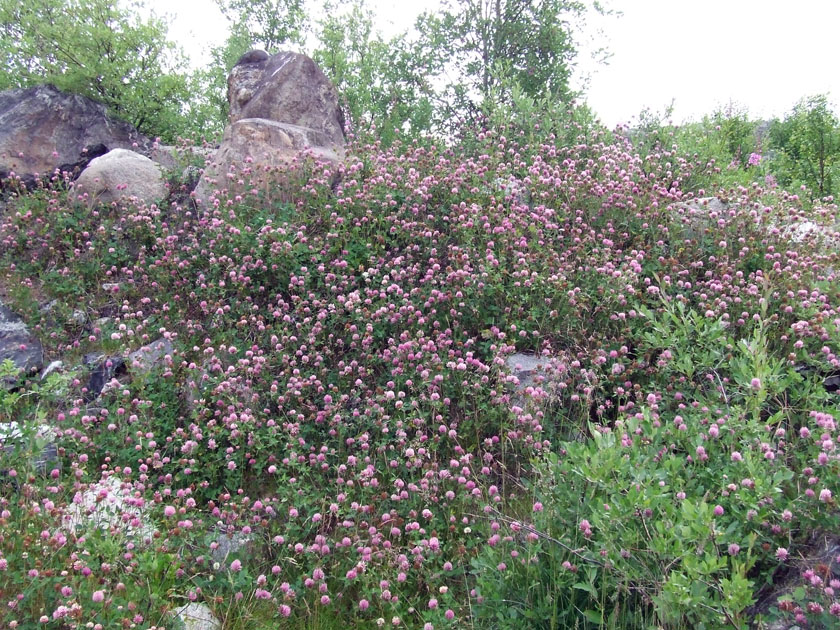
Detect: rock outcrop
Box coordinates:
(61, 475, 154, 539)
(195, 51, 345, 202)
(671, 196, 840, 253)
(0, 299, 44, 376)
(670, 196, 733, 241)
(505, 352, 568, 412)
(227, 50, 344, 142)
(149, 143, 214, 172)
(127, 337, 174, 375)
(506, 353, 556, 393)
(74, 148, 166, 206)
(173, 603, 222, 630)
(0, 85, 151, 186)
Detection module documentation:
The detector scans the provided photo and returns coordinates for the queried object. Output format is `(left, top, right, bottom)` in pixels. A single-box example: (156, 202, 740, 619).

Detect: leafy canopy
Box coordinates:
(312, 0, 435, 143)
(214, 0, 308, 52)
(211, 0, 606, 140)
(0, 0, 194, 142)
(770, 94, 840, 199)
(415, 0, 602, 130)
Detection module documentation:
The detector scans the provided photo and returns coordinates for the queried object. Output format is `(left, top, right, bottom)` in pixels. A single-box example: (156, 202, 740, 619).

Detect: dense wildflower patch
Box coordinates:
(1, 127, 838, 629)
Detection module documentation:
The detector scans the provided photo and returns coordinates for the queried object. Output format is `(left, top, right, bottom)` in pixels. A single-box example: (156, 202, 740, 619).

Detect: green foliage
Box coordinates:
(475, 304, 839, 629)
(191, 21, 254, 132)
(769, 94, 840, 199)
(214, 0, 308, 53)
(313, 1, 435, 143)
(415, 0, 602, 130)
(0, 0, 193, 142)
(707, 102, 758, 169)
(627, 102, 763, 193)
(479, 66, 606, 149)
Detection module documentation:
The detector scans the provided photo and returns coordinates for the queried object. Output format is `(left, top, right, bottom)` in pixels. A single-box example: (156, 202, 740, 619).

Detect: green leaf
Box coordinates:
(583, 609, 603, 625)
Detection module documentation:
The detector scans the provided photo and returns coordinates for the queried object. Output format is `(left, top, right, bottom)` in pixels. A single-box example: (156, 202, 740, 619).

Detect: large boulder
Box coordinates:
(195, 51, 345, 202)
(0, 84, 151, 186)
(0, 299, 44, 376)
(227, 50, 344, 143)
(74, 148, 166, 206)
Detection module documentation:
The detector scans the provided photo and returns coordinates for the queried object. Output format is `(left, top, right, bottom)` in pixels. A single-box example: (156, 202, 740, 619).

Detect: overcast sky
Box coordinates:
(147, 0, 840, 128)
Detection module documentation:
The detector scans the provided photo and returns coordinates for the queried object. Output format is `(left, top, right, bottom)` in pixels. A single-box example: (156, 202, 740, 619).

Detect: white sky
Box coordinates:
(146, 0, 840, 128)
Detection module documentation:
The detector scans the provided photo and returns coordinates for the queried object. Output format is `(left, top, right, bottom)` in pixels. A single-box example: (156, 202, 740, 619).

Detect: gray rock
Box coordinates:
(504, 353, 571, 416)
(670, 196, 733, 241)
(1, 423, 58, 475)
(127, 337, 174, 376)
(234, 49, 270, 66)
(0, 422, 22, 441)
(747, 530, 840, 626)
(39, 299, 59, 314)
(780, 218, 840, 249)
(150, 144, 214, 172)
(495, 176, 530, 206)
(173, 603, 221, 630)
(505, 353, 555, 391)
(84, 355, 125, 402)
(0, 84, 151, 185)
(61, 475, 154, 539)
(32, 441, 58, 474)
(40, 300, 86, 327)
(227, 51, 344, 143)
(82, 352, 106, 366)
(210, 530, 252, 567)
(0, 300, 44, 376)
(182, 364, 210, 412)
(793, 364, 840, 394)
(75, 148, 166, 206)
(195, 51, 345, 202)
(149, 144, 179, 171)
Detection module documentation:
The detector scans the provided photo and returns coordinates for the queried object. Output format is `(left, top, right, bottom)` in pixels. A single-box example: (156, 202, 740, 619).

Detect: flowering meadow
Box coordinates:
(1, 121, 839, 629)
